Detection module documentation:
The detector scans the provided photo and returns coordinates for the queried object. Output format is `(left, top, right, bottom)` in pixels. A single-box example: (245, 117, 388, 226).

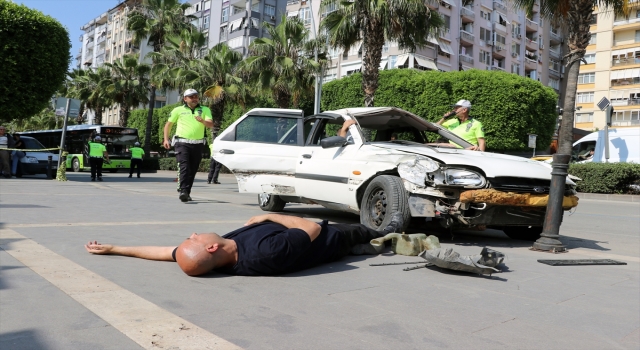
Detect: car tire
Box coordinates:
(258, 193, 286, 212)
(360, 175, 411, 232)
(502, 226, 543, 241)
(72, 158, 81, 172)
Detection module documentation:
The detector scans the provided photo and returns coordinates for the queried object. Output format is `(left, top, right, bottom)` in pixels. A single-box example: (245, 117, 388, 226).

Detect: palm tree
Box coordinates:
(104, 55, 151, 127)
(79, 67, 113, 125)
(127, 0, 194, 153)
(512, 0, 633, 155)
(66, 68, 89, 125)
(242, 15, 323, 109)
(184, 43, 245, 139)
(321, 0, 443, 107)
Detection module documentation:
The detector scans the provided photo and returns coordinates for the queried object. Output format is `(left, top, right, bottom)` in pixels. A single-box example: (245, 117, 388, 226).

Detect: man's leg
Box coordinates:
(212, 160, 222, 183)
(175, 143, 190, 201)
(329, 223, 385, 260)
(90, 158, 97, 180)
(0, 151, 10, 177)
(133, 159, 142, 177)
(207, 158, 215, 184)
(129, 159, 134, 177)
(96, 158, 104, 180)
(185, 143, 203, 194)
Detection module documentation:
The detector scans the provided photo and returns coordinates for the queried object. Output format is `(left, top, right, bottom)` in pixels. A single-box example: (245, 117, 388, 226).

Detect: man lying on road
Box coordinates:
(85, 213, 403, 276)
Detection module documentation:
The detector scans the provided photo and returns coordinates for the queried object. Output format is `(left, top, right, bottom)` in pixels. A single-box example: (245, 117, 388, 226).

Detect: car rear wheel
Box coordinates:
(72, 158, 81, 172)
(502, 226, 543, 241)
(360, 175, 411, 232)
(258, 193, 286, 212)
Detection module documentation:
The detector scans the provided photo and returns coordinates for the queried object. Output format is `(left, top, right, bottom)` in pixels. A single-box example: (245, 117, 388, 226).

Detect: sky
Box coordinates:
(17, 0, 124, 70)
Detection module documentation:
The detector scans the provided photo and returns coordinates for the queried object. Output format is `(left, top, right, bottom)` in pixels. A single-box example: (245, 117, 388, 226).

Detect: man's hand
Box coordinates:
(465, 145, 480, 151)
(85, 241, 114, 255)
(245, 214, 271, 226)
(163, 139, 171, 149)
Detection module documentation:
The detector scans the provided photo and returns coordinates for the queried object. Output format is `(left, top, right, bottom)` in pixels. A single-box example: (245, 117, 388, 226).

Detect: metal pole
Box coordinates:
(308, 0, 321, 114)
(532, 153, 569, 252)
(604, 106, 611, 162)
(58, 98, 71, 169)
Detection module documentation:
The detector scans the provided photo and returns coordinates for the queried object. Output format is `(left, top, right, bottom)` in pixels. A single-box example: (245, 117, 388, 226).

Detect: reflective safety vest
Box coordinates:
(89, 142, 106, 157)
(130, 147, 144, 159)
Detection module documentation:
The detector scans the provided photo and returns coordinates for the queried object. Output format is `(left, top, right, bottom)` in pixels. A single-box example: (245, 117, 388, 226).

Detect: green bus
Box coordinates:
(21, 125, 140, 172)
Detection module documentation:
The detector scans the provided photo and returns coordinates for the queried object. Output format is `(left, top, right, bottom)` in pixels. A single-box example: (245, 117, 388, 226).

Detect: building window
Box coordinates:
(612, 110, 640, 126)
(512, 43, 521, 54)
(582, 53, 596, 64)
(222, 7, 229, 22)
(576, 92, 594, 103)
(155, 101, 166, 109)
(511, 63, 520, 75)
(265, 4, 275, 17)
(228, 37, 243, 48)
(511, 24, 521, 38)
(576, 113, 594, 123)
(549, 59, 560, 72)
(251, 2, 259, 12)
(390, 55, 397, 68)
(548, 78, 560, 90)
(442, 14, 450, 29)
(299, 7, 311, 25)
(479, 50, 490, 65)
(589, 33, 596, 45)
(589, 13, 597, 25)
(495, 34, 506, 45)
(479, 27, 491, 42)
(578, 72, 596, 84)
(203, 15, 210, 28)
(220, 26, 228, 41)
(480, 10, 490, 21)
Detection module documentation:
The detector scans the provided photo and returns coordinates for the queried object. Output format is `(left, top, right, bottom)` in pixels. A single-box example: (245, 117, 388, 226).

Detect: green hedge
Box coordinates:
(569, 162, 640, 194)
(321, 69, 558, 151)
(128, 102, 181, 152)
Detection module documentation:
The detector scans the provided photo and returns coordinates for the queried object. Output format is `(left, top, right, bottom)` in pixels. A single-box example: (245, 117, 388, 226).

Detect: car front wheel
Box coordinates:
(258, 193, 286, 212)
(360, 175, 411, 232)
(502, 226, 543, 241)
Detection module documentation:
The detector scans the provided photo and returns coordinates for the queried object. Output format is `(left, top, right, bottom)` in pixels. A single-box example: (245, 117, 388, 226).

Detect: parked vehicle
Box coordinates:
(213, 107, 579, 241)
(572, 128, 640, 163)
(16, 136, 58, 177)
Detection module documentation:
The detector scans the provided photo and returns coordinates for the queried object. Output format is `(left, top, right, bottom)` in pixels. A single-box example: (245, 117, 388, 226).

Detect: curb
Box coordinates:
(577, 192, 640, 203)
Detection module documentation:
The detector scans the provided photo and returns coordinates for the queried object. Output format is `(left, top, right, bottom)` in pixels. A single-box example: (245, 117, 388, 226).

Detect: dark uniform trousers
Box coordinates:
(207, 158, 222, 183)
(175, 142, 204, 194)
(89, 157, 104, 179)
(130, 158, 143, 177)
(329, 223, 384, 261)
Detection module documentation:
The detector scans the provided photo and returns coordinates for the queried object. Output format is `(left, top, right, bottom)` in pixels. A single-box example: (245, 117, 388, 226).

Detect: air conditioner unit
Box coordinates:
(511, 52, 518, 58)
(517, 34, 522, 39)
(487, 41, 493, 46)
(270, 15, 275, 20)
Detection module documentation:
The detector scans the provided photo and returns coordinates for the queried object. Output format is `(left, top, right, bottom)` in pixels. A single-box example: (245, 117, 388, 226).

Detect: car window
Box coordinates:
(236, 116, 299, 144)
(307, 119, 348, 145)
(22, 138, 45, 150)
(572, 141, 596, 161)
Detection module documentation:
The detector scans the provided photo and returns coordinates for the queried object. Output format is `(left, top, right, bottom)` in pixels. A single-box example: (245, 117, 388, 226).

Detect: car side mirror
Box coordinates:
(320, 136, 348, 149)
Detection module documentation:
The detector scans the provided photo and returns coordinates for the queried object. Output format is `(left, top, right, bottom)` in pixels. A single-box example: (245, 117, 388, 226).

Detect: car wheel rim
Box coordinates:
(369, 189, 387, 227)
(259, 193, 270, 207)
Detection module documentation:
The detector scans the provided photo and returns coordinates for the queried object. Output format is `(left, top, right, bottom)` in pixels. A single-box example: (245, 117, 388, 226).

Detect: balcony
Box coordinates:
(492, 43, 506, 57)
(459, 55, 474, 64)
(525, 37, 538, 50)
(493, 1, 507, 12)
(612, 57, 640, 67)
(427, 1, 439, 10)
(460, 30, 474, 45)
(461, 7, 474, 23)
(550, 30, 561, 44)
(611, 98, 640, 106)
(438, 28, 450, 40)
(549, 49, 561, 59)
(86, 41, 94, 49)
(526, 18, 538, 32)
(525, 57, 537, 69)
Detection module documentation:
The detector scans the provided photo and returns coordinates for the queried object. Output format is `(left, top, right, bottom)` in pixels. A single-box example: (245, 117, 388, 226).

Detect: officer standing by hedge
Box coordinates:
(437, 99, 486, 151)
(129, 141, 144, 178)
(207, 143, 222, 184)
(89, 136, 110, 181)
(163, 89, 213, 202)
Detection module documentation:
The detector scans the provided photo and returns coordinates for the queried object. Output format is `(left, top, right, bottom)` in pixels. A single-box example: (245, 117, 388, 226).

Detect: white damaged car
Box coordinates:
(213, 107, 579, 240)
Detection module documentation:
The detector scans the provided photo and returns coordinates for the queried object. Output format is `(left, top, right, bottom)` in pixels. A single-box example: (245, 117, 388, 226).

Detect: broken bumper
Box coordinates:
(460, 189, 579, 210)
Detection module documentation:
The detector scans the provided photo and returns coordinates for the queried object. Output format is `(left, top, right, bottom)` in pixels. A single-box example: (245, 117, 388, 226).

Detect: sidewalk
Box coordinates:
(577, 192, 640, 202)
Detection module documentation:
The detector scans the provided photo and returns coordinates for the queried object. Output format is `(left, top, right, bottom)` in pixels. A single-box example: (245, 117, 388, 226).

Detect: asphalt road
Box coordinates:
(1, 171, 638, 349)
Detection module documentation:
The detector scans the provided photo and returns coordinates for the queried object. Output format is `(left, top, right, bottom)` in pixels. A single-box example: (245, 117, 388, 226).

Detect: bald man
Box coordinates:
(85, 213, 404, 276)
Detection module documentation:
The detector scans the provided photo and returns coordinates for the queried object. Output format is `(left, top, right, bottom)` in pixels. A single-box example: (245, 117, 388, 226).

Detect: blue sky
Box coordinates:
(17, 0, 123, 70)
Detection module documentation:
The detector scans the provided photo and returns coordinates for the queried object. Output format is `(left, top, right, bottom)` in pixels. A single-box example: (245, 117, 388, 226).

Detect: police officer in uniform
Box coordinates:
(163, 89, 213, 202)
(437, 99, 486, 151)
(207, 143, 222, 184)
(89, 136, 110, 181)
(129, 141, 144, 178)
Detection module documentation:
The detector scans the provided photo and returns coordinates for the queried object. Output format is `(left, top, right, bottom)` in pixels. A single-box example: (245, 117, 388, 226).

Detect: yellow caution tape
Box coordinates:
(1, 147, 61, 152)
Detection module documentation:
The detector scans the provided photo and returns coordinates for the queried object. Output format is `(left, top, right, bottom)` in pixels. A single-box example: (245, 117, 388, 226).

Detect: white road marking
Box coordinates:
(5, 220, 245, 228)
(0, 228, 241, 350)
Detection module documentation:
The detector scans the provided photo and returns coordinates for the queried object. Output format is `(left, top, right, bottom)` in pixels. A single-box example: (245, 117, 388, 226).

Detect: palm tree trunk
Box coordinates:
(210, 100, 225, 140)
(77, 103, 85, 125)
(94, 106, 103, 125)
(144, 86, 156, 155)
(558, 0, 593, 155)
(273, 90, 290, 109)
(119, 102, 129, 127)
(362, 19, 384, 108)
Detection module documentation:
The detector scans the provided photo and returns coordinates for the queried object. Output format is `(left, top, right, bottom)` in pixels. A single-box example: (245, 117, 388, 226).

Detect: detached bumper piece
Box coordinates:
(419, 247, 505, 275)
(538, 259, 627, 266)
(460, 188, 579, 209)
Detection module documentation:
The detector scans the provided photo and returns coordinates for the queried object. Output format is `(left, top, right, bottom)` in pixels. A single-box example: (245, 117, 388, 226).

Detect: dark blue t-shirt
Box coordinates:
(215, 221, 342, 276)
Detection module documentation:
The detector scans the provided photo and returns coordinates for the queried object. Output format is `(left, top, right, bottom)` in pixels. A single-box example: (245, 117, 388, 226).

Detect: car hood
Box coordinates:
(370, 143, 560, 181)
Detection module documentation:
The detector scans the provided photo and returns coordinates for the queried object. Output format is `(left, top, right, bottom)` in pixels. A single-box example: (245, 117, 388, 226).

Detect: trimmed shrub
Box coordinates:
(321, 69, 558, 151)
(0, 2, 70, 124)
(128, 102, 180, 152)
(569, 162, 640, 194)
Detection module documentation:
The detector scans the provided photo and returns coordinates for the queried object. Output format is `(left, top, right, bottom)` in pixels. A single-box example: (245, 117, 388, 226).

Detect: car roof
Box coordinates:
(324, 107, 440, 132)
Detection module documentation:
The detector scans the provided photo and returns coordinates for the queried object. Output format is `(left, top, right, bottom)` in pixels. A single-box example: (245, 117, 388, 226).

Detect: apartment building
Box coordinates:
(77, 0, 178, 126)
(286, 0, 566, 102)
(576, 6, 640, 130)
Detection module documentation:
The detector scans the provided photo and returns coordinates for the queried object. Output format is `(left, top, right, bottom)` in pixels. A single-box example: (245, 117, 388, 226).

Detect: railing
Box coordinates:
(460, 30, 474, 42)
(493, 42, 505, 51)
(613, 17, 640, 26)
(526, 18, 538, 28)
(549, 49, 561, 58)
(550, 31, 561, 43)
(438, 28, 450, 39)
(492, 66, 505, 71)
(612, 57, 640, 67)
(286, 0, 299, 4)
(493, 1, 507, 12)
(611, 78, 640, 87)
(525, 57, 537, 65)
(460, 7, 474, 19)
(611, 98, 640, 106)
(459, 55, 474, 64)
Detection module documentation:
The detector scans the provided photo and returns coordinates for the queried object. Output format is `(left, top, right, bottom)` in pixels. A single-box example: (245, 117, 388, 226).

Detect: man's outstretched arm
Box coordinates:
(85, 241, 176, 261)
(245, 214, 322, 242)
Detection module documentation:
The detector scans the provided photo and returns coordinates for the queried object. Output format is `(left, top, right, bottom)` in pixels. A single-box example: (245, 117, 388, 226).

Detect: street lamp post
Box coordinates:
(308, 0, 321, 114)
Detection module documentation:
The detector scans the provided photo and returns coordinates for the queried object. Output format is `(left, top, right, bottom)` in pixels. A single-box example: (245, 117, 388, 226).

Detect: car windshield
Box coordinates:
(22, 137, 52, 153)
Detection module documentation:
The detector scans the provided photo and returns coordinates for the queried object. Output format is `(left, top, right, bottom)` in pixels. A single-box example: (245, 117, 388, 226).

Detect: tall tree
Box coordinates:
(321, 0, 443, 107)
(104, 55, 151, 127)
(512, 0, 634, 155)
(127, 0, 194, 154)
(66, 68, 89, 125)
(67, 68, 113, 125)
(242, 15, 323, 108)
(184, 43, 245, 139)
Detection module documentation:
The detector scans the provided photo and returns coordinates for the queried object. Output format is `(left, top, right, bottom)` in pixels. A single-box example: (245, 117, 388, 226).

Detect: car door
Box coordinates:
(214, 109, 304, 195)
(295, 116, 363, 209)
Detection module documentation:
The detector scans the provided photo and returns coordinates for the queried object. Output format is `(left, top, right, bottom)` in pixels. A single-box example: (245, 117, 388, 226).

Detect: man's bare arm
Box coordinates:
(85, 241, 175, 261)
(338, 120, 357, 138)
(163, 121, 174, 149)
(244, 214, 322, 242)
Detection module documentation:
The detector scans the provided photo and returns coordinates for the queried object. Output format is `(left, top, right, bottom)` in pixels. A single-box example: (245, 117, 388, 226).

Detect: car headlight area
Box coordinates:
(22, 156, 39, 164)
(398, 157, 485, 189)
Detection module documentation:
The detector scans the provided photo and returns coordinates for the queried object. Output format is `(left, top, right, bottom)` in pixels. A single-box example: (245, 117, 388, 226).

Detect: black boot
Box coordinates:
(381, 212, 404, 234)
